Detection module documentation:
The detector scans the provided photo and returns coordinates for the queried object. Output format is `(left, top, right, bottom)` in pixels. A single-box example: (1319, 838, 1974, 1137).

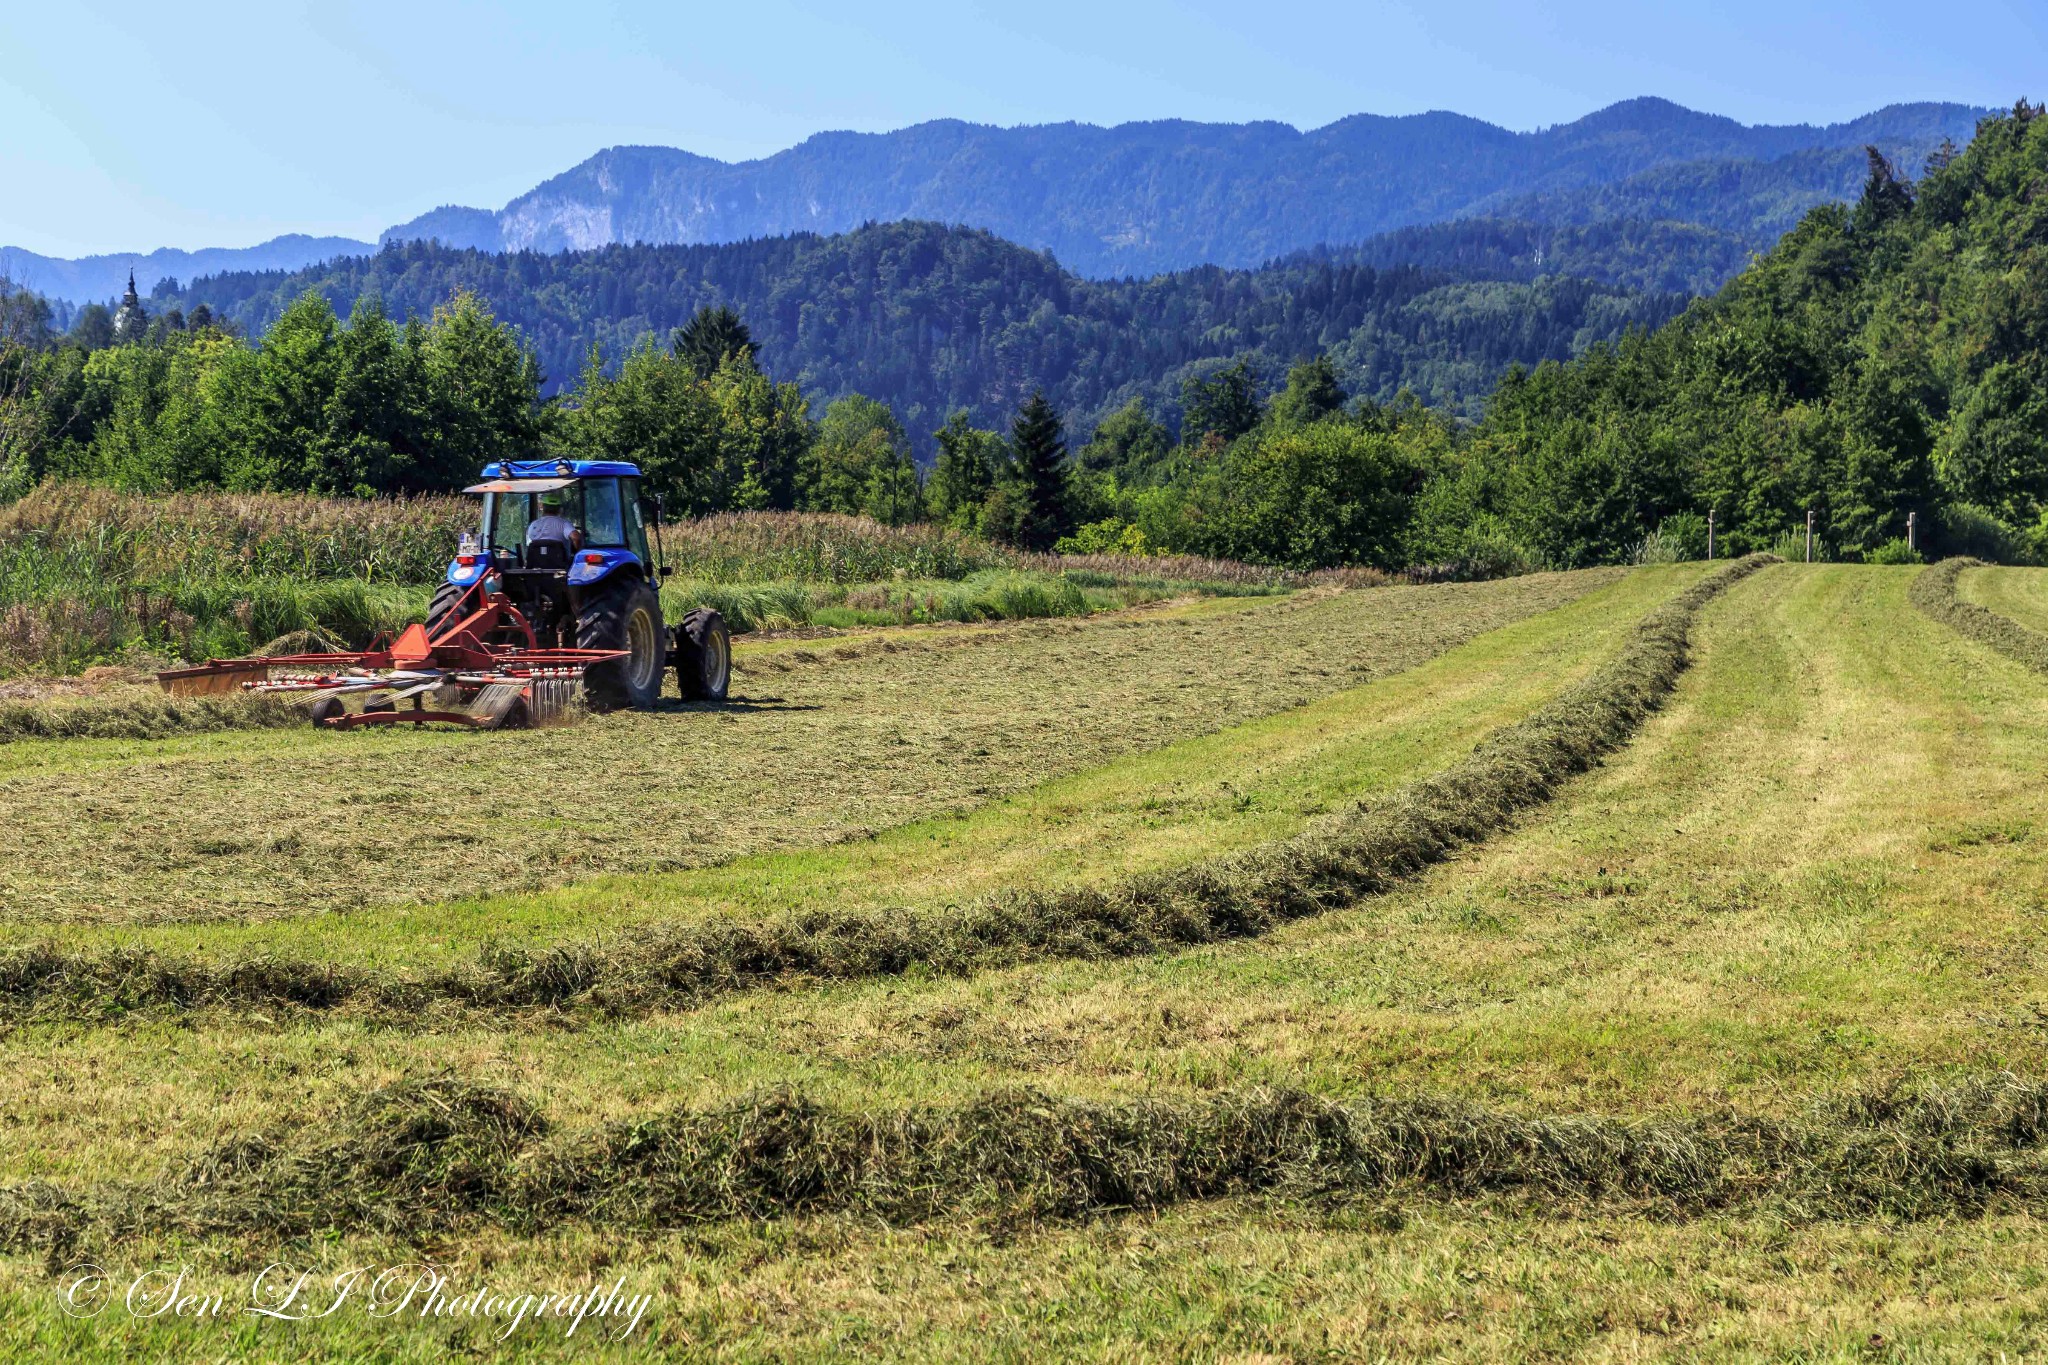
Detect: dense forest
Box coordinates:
(1419, 102, 2048, 568)
(151, 225, 1684, 440)
(3, 103, 2043, 573)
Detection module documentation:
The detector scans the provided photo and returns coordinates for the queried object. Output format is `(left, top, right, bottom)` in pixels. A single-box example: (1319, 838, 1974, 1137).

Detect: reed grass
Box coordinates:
(0, 485, 1302, 673)
(0, 482, 474, 584)
(663, 571, 1095, 635)
(660, 511, 1016, 583)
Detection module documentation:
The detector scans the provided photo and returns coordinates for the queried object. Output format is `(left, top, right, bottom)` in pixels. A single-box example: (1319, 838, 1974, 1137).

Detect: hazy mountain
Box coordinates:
(378, 97, 1989, 277)
(5, 98, 1993, 304)
(0, 235, 374, 307)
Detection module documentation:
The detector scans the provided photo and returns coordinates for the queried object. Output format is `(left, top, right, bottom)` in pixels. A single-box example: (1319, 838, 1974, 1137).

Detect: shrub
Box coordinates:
(1934, 503, 2044, 565)
(1632, 513, 1709, 565)
(1054, 518, 1150, 556)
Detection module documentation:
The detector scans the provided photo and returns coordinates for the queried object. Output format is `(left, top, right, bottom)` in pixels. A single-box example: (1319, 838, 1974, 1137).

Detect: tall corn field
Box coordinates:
(0, 483, 1305, 674)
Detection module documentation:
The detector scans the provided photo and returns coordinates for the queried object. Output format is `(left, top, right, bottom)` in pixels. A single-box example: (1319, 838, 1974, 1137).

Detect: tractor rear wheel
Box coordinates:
(578, 577, 667, 710)
(675, 607, 731, 701)
(425, 579, 469, 638)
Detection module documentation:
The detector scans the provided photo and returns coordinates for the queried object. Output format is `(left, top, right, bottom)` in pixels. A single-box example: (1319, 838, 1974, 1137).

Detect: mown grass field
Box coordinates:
(0, 570, 1607, 928)
(5, 560, 2048, 1361)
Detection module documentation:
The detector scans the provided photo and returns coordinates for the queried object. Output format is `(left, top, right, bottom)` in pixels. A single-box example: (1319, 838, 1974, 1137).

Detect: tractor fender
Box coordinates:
(567, 547, 647, 593)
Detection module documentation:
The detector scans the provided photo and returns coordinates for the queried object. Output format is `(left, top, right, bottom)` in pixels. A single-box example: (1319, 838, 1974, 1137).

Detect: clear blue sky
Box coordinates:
(3, 0, 2042, 257)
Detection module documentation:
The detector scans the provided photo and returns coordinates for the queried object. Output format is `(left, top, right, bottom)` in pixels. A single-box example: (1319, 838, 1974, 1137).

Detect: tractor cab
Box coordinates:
(452, 461, 654, 613)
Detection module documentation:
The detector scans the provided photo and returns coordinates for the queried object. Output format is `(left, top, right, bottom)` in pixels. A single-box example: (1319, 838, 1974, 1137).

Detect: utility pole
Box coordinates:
(1805, 510, 1815, 564)
(1907, 510, 1917, 553)
(1706, 507, 1715, 562)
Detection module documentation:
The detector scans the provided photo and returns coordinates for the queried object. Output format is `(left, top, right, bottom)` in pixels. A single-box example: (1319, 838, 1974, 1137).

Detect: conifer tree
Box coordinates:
(1271, 354, 1347, 428)
(673, 305, 755, 377)
(1008, 390, 1071, 550)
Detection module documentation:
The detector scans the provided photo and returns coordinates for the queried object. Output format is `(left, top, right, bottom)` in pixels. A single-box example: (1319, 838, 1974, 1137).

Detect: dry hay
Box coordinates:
(0, 687, 307, 743)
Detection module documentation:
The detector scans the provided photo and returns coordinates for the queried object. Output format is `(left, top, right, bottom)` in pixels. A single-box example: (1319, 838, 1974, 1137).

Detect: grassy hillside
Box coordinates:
(8, 560, 2048, 1358)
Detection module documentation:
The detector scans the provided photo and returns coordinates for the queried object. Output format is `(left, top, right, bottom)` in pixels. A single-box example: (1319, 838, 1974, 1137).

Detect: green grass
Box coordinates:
(0, 562, 1746, 1014)
(1957, 561, 2048, 639)
(15, 560, 2048, 1359)
(0, 569, 1614, 931)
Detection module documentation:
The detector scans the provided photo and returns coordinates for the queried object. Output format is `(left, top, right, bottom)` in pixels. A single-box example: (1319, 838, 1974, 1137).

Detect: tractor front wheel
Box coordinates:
(675, 607, 731, 701)
(425, 579, 470, 638)
(578, 577, 667, 710)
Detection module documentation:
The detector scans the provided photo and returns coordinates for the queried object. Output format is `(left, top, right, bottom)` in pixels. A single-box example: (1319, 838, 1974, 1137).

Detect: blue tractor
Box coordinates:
(432, 459, 730, 709)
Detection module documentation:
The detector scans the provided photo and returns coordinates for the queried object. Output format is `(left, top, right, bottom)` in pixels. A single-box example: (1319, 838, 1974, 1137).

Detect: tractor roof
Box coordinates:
(481, 459, 643, 479)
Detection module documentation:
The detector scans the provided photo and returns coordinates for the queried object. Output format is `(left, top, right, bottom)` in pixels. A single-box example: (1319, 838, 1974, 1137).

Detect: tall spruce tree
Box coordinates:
(1854, 146, 1914, 231)
(1008, 390, 1071, 550)
(673, 305, 755, 378)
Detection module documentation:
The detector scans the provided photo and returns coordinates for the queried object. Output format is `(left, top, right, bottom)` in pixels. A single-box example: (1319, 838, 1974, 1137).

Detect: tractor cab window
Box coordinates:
(484, 492, 532, 553)
(620, 477, 652, 561)
(581, 477, 627, 548)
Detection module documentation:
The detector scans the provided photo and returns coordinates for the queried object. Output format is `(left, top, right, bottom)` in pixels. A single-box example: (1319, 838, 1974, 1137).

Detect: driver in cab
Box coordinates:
(528, 491, 583, 555)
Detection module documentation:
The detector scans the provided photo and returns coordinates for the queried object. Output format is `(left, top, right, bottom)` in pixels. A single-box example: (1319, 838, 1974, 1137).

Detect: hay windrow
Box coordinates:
(1908, 556, 2048, 673)
(3, 1071, 2043, 1252)
(0, 557, 1772, 1022)
(0, 688, 308, 743)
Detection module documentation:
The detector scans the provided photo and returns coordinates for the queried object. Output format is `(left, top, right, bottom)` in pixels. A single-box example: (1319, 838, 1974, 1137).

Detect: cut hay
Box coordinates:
(0, 688, 308, 743)
(1908, 557, 2048, 673)
(1, 1070, 2041, 1252)
(0, 557, 1772, 1020)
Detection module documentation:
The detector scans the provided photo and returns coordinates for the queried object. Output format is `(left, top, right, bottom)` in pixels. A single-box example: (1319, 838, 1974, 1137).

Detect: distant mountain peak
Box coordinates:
(7, 97, 1999, 301)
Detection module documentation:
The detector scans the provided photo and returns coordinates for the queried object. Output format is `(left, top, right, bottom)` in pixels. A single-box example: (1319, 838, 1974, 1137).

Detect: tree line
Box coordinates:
(148, 221, 1686, 448)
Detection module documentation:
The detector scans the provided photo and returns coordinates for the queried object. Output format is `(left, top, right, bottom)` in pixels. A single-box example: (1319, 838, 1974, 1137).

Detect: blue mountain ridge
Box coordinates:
(4, 97, 1996, 303)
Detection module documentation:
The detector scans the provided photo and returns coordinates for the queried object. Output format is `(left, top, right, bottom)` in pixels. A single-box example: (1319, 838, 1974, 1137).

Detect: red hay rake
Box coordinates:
(154, 581, 625, 730)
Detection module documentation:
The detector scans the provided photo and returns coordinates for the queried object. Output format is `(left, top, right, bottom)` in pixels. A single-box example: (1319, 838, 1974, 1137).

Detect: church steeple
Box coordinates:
(112, 269, 147, 344)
